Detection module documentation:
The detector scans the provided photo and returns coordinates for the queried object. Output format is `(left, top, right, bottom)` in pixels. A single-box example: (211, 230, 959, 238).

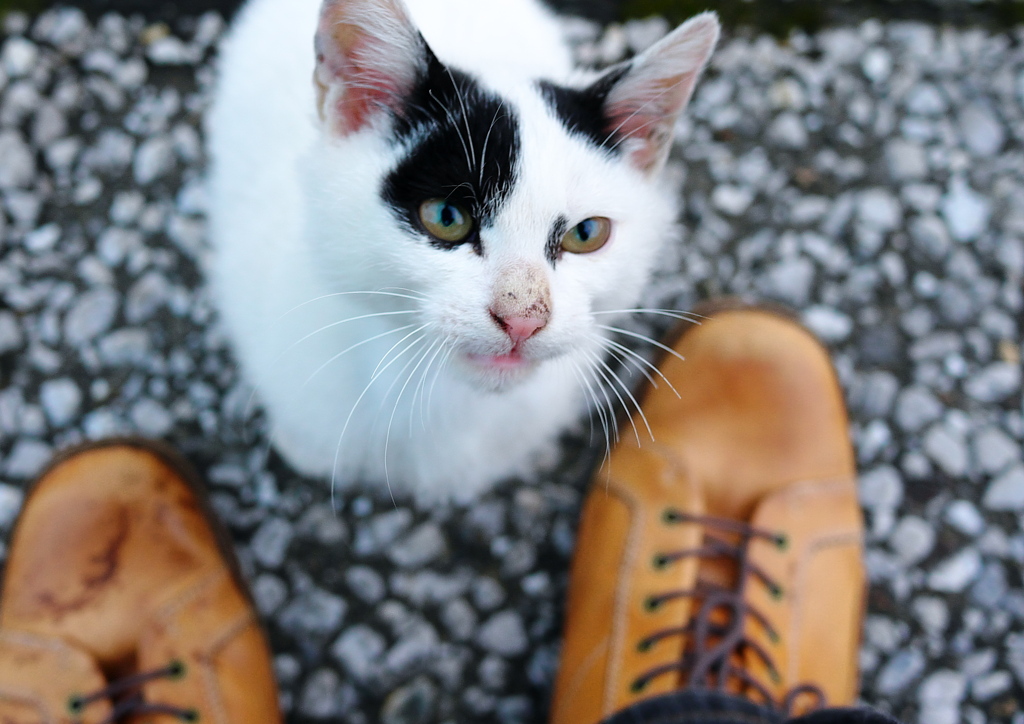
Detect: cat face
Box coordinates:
(305, 0, 718, 392)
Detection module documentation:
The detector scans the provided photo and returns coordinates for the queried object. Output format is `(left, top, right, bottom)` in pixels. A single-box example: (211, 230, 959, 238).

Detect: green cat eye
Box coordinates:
(418, 199, 474, 243)
(561, 217, 611, 254)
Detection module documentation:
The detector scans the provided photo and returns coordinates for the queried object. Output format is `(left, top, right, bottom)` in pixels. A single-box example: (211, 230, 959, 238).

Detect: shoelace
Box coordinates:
(69, 660, 198, 724)
(632, 509, 827, 717)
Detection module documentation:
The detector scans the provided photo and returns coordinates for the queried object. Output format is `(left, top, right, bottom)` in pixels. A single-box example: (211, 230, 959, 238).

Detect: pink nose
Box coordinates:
(492, 312, 546, 347)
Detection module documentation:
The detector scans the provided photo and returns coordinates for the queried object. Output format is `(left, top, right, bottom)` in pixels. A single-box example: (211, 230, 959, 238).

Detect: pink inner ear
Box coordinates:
(604, 70, 699, 172)
(334, 38, 407, 134)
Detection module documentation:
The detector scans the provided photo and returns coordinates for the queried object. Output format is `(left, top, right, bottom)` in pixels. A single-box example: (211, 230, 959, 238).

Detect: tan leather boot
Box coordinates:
(0, 440, 282, 724)
(550, 305, 865, 724)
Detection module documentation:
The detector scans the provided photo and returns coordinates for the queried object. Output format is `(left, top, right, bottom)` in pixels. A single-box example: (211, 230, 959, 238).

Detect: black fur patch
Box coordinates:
(546, 215, 568, 264)
(537, 66, 629, 154)
(382, 49, 521, 253)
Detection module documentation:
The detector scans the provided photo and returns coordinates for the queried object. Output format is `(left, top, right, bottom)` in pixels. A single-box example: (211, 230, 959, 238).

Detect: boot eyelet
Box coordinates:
(180, 709, 200, 722)
(67, 696, 85, 715)
(643, 596, 662, 612)
(630, 678, 649, 694)
(636, 638, 653, 653)
(662, 509, 682, 525)
(774, 534, 789, 551)
(652, 554, 670, 570)
(168, 660, 187, 679)
(770, 583, 785, 601)
(767, 629, 781, 645)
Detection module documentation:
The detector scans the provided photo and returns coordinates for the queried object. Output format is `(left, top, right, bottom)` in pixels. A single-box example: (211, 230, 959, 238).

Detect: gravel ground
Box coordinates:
(0, 7, 1023, 724)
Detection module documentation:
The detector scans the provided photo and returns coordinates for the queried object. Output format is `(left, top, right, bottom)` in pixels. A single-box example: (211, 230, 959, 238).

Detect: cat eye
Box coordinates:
(561, 217, 612, 255)
(419, 199, 474, 243)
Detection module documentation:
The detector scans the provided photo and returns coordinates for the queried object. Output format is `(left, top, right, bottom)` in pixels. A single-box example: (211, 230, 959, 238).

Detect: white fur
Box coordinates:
(207, 0, 716, 501)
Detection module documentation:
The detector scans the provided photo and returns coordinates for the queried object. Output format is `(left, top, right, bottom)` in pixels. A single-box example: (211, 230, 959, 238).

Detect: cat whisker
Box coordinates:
(279, 290, 426, 319)
(599, 335, 682, 399)
(370, 324, 431, 380)
(280, 309, 419, 362)
(591, 308, 705, 324)
(382, 337, 438, 495)
(426, 345, 455, 424)
(595, 324, 687, 365)
(582, 347, 650, 446)
(301, 322, 420, 389)
(330, 329, 428, 510)
(565, 357, 603, 450)
(567, 356, 615, 487)
(446, 66, 479, 178)
(410, 337, 449, 436)
(429, 88, 475, 178)
(593, 335, 658, 389)
(479, 102, 505, 187)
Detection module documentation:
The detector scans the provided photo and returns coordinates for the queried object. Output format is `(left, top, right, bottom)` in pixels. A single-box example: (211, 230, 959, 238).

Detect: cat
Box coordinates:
(206, 0, 719, 502)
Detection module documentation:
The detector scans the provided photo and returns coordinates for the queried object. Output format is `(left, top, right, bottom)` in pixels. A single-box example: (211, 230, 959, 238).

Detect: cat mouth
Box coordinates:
(464, 350, 536, 372)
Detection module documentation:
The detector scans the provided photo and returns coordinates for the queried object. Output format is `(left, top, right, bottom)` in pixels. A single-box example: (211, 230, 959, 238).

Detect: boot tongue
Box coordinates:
(0, 629, 114, 724)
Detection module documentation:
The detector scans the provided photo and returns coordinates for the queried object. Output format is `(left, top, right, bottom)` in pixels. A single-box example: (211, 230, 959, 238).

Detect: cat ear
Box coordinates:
(314, 0, 430, 136)
(600, 12, 719, 174)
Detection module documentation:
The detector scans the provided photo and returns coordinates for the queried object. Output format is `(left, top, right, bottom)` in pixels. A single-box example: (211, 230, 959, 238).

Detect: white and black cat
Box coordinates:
(207, 0, 718, 501)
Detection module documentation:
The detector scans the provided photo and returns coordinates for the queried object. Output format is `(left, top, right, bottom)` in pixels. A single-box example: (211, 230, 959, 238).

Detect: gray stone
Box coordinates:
(983, 466, 1024, 511)
(0, 131, 35, 189)
(133, 136, 175, 184)
(354, 509, 413, 555)
(971, 562, 1008, 609)
(960, 102, 1005, 157)
(345, 565, 386, 604)
(760, 257, 814, 307)
(251, 517, 294, 568)
(0, 485, 23, 529)
(299, 668, 342, 719)
(942, 176, 991, 243)
(911, 596, 949, 635)
(906, 83, 947, 115)
(945, 500, 985, 536)
(802, 306, 852, 343)
(768, 112, 808, 148)
(885, 138, 927, 180)
(441, 598, 477, 641)
(0, 312, 23, 354)
(973, 427, 1019, 475)
(919, 669, 967, 707)
(381, 677, 437, 724)
(971, 671, 1012, 702)
(478, 611, 528, 657)
(965, 363, 1020, 403)
(890, 516, 935, 565)
(928, 548, 982, 592)
(4, 439, 51, 478)
(332, 624, 386, 683)
(384, 620, 441, 676)
(129, 398, 173, 437)
(895, 386, 943, 433)
(857, 188, 902, 232)
(389, 523, 447, 568)
(1, 37, 37, 77)
(279, 587, 347, 640)
(923, 424, 969, 477)
(252, 574, 287, 616)
(125, 272, 170, 323)
(98, 329, 150, 365)
(711, 185, 754, 216)
(859, 466, 904, 510)
(876, 649, 926, 695)
(852, 371, 899, 418)
(910, 215, 952, 260)
(472, 577, 506, 611)
(39, 378, 81, 426)
(296, 504, 348, 545)
(64, 287, 119, 344)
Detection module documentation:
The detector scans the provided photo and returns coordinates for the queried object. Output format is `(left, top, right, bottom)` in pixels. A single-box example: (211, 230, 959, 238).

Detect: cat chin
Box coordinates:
(457, 353, 541, 393)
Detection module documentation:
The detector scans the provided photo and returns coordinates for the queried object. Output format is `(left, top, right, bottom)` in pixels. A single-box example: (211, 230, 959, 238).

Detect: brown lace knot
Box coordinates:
(68, 660, 198, 724)
(632, 509, 827, 717)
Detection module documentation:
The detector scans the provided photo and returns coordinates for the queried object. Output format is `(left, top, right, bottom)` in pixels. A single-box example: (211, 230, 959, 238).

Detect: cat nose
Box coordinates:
(491, 311, 547, 346)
